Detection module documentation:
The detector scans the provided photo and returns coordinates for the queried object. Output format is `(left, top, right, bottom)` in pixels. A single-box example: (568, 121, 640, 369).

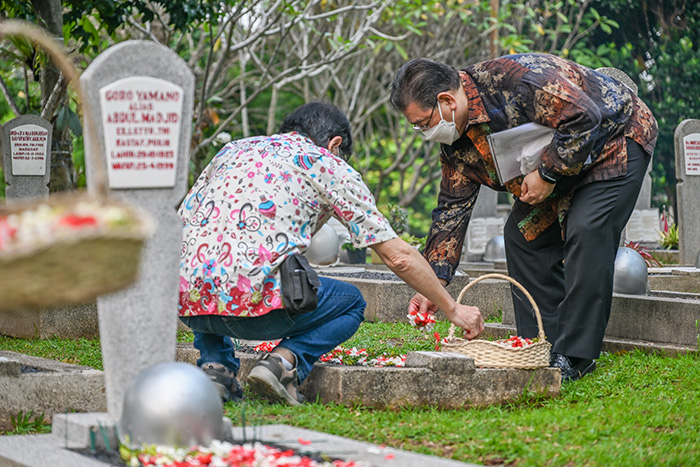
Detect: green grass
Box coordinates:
(1, 323, 699, 466)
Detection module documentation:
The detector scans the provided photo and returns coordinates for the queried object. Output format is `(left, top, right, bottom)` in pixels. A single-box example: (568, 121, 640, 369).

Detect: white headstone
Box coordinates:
(465, 216, 505, 259)
(81, 40, 194, 418)
(462, 186, 502, 262)
(674, 119, 700, 265)
(1, 115, 52, 203)
(624, 208, 661, 244)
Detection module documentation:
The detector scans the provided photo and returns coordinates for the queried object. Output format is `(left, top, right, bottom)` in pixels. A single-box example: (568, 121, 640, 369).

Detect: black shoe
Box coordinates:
(550, 352, 596, 383)
(201, 362, 243, 402)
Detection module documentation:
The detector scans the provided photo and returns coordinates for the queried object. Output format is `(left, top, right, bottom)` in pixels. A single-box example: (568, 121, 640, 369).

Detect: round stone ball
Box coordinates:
(119, 362, 224, 448)
(304, 223, 340, 266)
(613, 247, 648, 295)
(482, 235, 506, 262)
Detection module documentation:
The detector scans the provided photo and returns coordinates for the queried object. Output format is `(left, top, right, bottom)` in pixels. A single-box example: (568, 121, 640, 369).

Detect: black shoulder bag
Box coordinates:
(279, 254, 321, 314)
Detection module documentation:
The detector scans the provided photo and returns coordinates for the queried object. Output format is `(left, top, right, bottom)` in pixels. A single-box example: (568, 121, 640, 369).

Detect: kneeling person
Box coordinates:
(179, 102, 484, 405)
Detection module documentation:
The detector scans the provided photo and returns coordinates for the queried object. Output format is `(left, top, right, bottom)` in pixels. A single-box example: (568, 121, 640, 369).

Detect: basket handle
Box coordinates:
(0, 20, 109, 199)
(448, 273, 546, 342)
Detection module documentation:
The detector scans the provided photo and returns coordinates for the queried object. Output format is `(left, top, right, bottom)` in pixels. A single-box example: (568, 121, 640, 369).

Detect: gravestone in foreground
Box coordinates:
(674, 119, 700, 265)
(81, 40, 194, 419)
(1, 115, 51, 203)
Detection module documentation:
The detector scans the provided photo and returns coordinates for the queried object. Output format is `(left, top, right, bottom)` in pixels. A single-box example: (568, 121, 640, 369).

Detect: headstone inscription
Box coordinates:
(674, 119, 700, 265)
(0, 115, 52, 203)
(81, 40, 194, 419)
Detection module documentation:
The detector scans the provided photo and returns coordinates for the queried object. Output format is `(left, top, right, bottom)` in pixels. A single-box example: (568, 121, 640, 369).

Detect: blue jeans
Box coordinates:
(180, 277, 366, 383)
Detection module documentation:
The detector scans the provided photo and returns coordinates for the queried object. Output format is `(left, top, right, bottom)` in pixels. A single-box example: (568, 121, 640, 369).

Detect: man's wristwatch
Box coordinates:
(538, 165, 559, 185)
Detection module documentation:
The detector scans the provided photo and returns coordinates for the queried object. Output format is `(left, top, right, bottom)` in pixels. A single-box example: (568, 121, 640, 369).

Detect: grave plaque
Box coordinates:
(682, 133, 700, 176)
(674, 119, 700, 265)
(100, 77, 183, 188)
(81, 40, 194, 419)
(1, 115, 52, 202)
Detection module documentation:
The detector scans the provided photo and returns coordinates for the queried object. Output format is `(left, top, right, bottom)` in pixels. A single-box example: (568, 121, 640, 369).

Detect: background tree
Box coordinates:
(587, 0, 700, 217)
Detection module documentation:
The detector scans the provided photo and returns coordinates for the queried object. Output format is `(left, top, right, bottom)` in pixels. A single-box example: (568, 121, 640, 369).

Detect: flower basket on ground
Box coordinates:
(442, 273, 551, 369)
(0, 21, 153, 312)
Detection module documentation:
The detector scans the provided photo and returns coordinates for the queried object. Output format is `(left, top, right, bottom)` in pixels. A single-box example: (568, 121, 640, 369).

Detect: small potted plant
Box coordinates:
(341, 242, 367, 264)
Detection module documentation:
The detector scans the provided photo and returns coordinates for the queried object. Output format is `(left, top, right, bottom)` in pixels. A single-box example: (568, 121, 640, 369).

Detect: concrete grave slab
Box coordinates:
(232, 424, 481, 467)
(0, 423, 481, 467)
(0, 351, 106, 424)
(0, 302, 99, 339)
(178, 346, 560, 409)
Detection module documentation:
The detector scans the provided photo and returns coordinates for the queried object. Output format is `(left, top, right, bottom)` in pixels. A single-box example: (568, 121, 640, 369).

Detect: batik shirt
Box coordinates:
(424, 53, 658, 284)
(179, 132, 396, 317)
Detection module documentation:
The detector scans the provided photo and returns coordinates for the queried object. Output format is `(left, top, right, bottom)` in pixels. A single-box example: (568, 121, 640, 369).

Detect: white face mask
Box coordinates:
(421, 104, 461, 145)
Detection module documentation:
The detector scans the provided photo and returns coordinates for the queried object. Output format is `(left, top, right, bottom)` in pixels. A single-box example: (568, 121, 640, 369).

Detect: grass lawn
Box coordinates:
(1, 322, 699, 466)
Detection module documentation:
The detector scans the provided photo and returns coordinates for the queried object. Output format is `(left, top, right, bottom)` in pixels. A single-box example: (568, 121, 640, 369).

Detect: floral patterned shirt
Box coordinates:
(424, 53, 658, 284)
(179, 132, 396, 317)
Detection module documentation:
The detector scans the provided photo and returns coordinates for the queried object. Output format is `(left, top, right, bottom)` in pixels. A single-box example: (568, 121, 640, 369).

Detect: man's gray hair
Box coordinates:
(390, 58, 461, 112)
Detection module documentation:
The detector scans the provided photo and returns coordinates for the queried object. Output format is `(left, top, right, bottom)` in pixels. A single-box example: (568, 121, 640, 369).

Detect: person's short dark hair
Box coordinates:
(279, 102, 353, 161)
(390, 58, 461, 112)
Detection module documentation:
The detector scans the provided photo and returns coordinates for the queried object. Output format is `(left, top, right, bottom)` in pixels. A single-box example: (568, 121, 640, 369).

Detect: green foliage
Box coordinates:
(399, 232, 426, 249)
(6, 410, 50, 435)
(587, 0, 700, 212)
(63, 0, 219, 52)
(385, 203, 409, 235)
(659, 224, 679, 250)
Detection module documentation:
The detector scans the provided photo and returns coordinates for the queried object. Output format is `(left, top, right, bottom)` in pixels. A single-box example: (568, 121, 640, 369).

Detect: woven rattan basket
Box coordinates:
(0, 21, 154, 312)
(442, 273, 551, 368)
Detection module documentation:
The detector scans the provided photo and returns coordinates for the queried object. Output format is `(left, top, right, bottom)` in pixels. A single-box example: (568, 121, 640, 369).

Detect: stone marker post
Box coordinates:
(674, 119, 700, 265)
(1, 115, 52, 203)
(81, 41, 194, 419)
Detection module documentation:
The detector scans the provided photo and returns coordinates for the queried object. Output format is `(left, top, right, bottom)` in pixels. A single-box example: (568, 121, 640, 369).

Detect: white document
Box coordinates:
(486, 123, 555, 183)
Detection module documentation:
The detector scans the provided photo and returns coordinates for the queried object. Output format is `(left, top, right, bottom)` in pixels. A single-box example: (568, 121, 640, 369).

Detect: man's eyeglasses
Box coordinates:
(412, 102, 437, 132)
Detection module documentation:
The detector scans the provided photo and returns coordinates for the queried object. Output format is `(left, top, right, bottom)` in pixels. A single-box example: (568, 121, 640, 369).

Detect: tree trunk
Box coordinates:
(32, 0, 75, 192)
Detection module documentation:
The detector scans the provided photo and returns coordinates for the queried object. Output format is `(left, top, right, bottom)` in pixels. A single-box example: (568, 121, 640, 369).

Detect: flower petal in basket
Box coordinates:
(0, 192, 155, 312)
(441, 273, 552, 369)
(442, 337, 551, 369)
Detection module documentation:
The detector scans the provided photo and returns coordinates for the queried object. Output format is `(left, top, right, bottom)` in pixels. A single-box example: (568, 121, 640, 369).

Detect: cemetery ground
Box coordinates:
(1, 322, 699, 466)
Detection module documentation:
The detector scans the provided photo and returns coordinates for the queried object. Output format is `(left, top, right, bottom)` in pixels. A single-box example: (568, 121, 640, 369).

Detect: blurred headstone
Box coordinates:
(1, 115, 52, 203)
(464, 186, 503, 262)
(674, 119, 700, 265)
(81, 40, 194, 418)
(624, 208, 661, 245)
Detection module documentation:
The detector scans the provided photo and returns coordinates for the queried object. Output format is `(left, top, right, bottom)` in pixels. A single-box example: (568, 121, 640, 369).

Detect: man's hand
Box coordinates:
(519, 170, 555, 205)
(408, 292, 439, 314)
(449, 304, 484, 340)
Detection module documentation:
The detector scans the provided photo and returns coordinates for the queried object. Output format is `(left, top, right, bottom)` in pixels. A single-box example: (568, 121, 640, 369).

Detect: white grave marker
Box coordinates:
(1, 115, 52, 203)
(674, 119, 700, 265)
(683, 133, 700, 176)
(466, 217, 505, 256)
(625, 209, 660, 243)
(100, 77, 183, 188)
(8, 124, 49, 176)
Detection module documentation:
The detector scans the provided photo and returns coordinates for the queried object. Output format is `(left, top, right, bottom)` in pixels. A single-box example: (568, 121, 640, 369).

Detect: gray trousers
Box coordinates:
(504, 139, 651, 360)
